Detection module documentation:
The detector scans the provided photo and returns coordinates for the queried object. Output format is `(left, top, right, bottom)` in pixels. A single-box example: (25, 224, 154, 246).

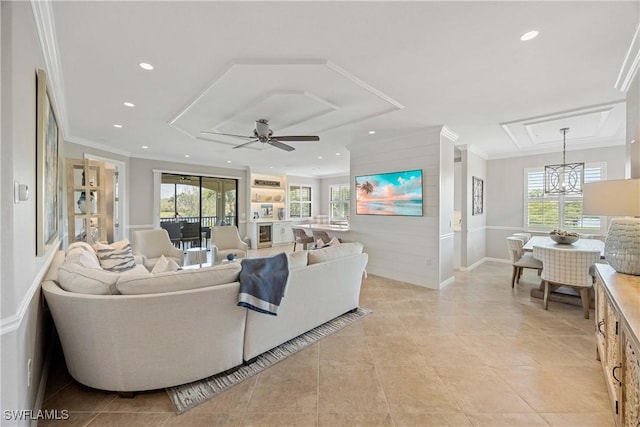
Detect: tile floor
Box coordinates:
(41, 249, 614, 426)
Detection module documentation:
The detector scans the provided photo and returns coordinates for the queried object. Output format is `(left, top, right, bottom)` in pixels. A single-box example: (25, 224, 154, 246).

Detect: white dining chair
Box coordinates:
(506, 237, 543, 288)
(512, 232, 532, 243)
(532, 246, 601, 319)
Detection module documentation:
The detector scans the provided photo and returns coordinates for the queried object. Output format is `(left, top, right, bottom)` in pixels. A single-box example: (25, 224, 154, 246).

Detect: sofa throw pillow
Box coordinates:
(308, 242, 364, 265)
(65, 242, 102, 270)
(151, 255, 181, 273)
(58, 263, 121, 295)
(116, 262, 242, 295)
(328, 237, 341, 246)
(287, 250, 308, 269)
(93, 239, 136, 272)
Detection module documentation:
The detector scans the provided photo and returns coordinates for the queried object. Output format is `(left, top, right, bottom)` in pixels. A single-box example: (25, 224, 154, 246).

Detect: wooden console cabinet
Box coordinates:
(594, 264, 640, 426)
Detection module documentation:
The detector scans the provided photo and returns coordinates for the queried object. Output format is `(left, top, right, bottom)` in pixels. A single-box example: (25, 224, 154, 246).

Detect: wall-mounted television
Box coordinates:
(355, 169, 423, 216)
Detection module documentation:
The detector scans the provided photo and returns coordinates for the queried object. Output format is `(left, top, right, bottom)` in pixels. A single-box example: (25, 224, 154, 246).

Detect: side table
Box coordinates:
(185, 247, 207, 267)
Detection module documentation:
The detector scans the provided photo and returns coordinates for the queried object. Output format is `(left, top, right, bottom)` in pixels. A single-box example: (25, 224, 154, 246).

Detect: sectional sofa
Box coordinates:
(41, 241, 368, 393)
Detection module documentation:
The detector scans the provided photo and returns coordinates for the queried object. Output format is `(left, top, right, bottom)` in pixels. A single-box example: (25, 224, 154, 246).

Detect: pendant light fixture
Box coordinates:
(544, 128, 584, 194)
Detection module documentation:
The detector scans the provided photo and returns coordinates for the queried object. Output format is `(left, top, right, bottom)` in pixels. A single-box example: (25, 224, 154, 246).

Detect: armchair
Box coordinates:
(211, 225, 248, 264)
(132, 229, 184, 271)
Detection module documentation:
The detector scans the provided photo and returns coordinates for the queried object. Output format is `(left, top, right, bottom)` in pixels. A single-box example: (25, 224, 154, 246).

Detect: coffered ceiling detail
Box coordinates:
(169, 59, 404, 149)
(500, 101, 626, 151)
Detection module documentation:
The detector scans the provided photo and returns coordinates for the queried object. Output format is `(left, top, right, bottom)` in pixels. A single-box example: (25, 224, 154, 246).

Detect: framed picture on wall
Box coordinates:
(260, 204, 273, 218)
(36, 68, 60, 256)
(472, 176, 484, 216)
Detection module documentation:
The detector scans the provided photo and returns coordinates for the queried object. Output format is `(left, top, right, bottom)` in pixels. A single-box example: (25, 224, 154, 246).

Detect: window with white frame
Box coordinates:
(329, 184, 350, 221)
(289, 185, 312, 218)
(525, 163, 605, 233)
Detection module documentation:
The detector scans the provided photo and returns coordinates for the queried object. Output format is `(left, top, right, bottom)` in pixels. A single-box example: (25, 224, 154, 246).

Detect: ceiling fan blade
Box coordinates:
(270, 135, 320, 142)
(268, 140, 295, 152)
(200, 131, 255, 140)
(232, 139, 259, 149)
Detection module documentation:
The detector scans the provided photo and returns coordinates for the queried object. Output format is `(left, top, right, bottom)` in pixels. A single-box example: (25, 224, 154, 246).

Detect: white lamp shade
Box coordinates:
(583, 179, 640, 275)
(582, 179, 640, 216)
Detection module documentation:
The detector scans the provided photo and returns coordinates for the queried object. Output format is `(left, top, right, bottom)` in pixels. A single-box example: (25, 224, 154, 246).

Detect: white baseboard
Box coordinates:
(439, 276, 455, 288)
(484, 257, 511, 264)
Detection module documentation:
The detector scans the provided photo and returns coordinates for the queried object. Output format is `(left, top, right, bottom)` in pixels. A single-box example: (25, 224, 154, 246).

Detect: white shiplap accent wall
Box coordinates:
(349, 128, 452, 289)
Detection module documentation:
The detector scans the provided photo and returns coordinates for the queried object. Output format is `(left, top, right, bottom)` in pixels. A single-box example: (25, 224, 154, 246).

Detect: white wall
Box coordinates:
(349, 127, 454, 289)
(628, 74, 640, 178)
(1, 2, 57, 423)
(460, 148, 487, 270)
(485, 145, 626, 260)
(438, 134, 455, 285)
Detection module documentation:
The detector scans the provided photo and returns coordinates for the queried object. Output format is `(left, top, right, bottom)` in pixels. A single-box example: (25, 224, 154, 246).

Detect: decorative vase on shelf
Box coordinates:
(77, 192, 96, 214)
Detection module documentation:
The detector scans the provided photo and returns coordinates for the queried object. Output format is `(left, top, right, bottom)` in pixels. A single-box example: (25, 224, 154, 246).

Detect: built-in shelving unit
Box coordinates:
(247, 173, 293, 248)
(66, 158, 109, 244)
(250, 174, 286, 221)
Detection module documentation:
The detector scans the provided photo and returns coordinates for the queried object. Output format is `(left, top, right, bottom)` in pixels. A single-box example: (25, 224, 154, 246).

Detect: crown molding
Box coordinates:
(615, 23, 640, 92)
(441, 125, 459, 142)
(65, 136, 132, 158)
(31, 0, 69, 135)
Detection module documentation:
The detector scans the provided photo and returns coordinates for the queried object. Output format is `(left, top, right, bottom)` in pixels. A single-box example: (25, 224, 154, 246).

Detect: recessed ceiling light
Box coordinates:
(139, 62, 154, 70)
(630, 139, 637, 144)
(269, 166, 274, 169)
(141, 145, 148, 149)
(335, 152, 341, 156)
(227, 160, 232, 164)
(368, 130, 376, 135)
(123, 102, 135, 107)
(318, 156, 323, 159)
(184, 154, 190, 158)
(113, 124, 122, 128)
(520, 30, 539, 41)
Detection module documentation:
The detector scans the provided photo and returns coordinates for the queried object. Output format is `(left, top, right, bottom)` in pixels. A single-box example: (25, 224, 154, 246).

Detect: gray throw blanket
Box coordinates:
(237, 253, 289, 316)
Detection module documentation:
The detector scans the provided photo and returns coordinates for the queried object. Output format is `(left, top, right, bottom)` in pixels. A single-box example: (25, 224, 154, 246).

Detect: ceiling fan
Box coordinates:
(200, 119, 319, 152)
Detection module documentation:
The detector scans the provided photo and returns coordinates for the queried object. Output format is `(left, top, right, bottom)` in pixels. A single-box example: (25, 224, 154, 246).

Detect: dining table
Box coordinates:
(522, 235, 605, 304)
(522, 235, 605, 257)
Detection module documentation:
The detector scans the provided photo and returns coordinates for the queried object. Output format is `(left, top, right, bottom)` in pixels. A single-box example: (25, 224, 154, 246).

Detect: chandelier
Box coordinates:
(544, 128, 584, 194)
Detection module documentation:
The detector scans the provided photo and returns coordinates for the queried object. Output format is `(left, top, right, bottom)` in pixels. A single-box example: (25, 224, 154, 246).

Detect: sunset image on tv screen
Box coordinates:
(355, 169, 423, 216)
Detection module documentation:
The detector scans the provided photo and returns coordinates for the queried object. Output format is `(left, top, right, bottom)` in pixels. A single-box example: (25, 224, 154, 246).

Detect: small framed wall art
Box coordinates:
(472, 176, 484, 216)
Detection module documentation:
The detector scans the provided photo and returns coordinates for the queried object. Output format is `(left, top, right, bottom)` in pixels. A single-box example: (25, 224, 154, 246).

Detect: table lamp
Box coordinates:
(583, 179, 640, 275)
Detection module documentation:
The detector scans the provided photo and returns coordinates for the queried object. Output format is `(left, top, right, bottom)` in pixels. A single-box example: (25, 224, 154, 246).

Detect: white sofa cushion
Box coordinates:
(116, 262, 242, 295)
(151, 255, 181, 273)
(65, 242, 102, 270)
(58, 263, 150, 295)
(287, 250, 308, 269)
(307, 242, 364, 265)
(58, 263, 120, 295)
(94, 239, 136, 272)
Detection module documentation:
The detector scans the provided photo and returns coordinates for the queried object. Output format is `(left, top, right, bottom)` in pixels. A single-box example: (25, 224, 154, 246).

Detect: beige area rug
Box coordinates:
(166, 307, 372, 414)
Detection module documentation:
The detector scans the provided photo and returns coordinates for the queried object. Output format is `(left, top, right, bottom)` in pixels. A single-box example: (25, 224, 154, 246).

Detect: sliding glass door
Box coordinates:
(160, 173, 238, 230)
